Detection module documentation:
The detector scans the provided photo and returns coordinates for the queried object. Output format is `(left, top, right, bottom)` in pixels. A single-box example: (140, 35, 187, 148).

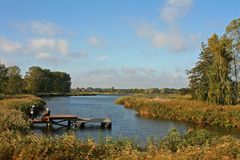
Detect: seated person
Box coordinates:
(41, 108, 50, 121)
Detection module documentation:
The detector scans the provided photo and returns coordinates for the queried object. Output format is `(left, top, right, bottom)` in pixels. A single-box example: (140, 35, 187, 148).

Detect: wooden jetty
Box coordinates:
(76, 117, 112, 128)
(32, 114, 112, 129)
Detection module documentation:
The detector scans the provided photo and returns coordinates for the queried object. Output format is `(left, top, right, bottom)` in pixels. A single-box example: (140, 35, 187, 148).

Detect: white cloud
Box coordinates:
(29, 38, 69, 55)
(96, 55, 109, 61)
(161, 0, 193, 22)
(72, 67, 187, 88)
(0, 37, 21, 53)
(35, 52, 59, 63)
(134, 0, 199, 52)
(87, 36, 105, 48)
(137, 23, 198, 52)
(16, 20, 62, 36)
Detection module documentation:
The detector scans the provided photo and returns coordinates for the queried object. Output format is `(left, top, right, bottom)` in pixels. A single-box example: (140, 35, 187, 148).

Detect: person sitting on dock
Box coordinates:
(41, 108, 50, 122)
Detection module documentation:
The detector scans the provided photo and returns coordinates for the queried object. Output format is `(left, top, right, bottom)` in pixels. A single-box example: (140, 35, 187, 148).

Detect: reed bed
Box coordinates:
(0, 129, 240, 159)
(0, 95, 45, 132)
(116, 95, 240, 129)
(0, 94, 45, 114)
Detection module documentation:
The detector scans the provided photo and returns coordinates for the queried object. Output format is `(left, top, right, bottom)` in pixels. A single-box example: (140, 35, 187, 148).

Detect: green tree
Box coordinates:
(5, 66, 23, 94)
(226, 18, 240, 102)
(207, 34, 234, 105)
(0, 62, 7, 93)
(52, 72, 71, 93)
(25, 66, 45, 93)
(188, 34, 235, 105)
(187, 43, 212, 101)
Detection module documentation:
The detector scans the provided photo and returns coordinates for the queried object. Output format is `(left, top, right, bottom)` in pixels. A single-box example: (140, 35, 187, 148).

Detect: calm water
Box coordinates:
(34, 95, 193, 142)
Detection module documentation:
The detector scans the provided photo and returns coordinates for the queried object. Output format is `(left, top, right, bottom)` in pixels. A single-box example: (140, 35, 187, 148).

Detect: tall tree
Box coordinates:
(188, 34, 235, 105)
(25, 66, 45, 93)
(5, 66, 23, 94)
(226, 18, 240, 102)
(0, 62, 7, 93)
(187, 43, 212, 101)
(207, 34, 234, 105)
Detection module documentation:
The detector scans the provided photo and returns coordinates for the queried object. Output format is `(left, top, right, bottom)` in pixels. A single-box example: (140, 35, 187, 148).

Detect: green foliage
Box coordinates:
(188, 30, 237, 105)
(25, 66, 71, 94)
(0, 62, 7, 93)
(5, 66, 23, 94)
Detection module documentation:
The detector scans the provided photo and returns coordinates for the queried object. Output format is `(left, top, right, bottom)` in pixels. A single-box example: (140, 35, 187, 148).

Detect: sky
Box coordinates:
(0, 0, 239, 89)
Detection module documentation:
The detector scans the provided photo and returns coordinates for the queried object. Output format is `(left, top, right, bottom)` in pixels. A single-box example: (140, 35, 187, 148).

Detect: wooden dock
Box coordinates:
(32, 114, 112, 129)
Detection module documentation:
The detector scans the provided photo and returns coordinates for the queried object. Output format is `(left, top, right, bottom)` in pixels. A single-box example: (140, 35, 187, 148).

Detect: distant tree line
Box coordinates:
(71, 87, 189, 95)
(188, 18, 240, 105)
(0, 63, 71, 94)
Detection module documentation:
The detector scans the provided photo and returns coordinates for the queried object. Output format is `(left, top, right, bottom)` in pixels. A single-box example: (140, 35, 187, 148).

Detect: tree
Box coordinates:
(187, 43, 212, 101)
(52, 72, 71, 93)
(5, 66, 23, 94)
(226, 18, 240, 102)
(25, 66, 46, 93)
(188, 34, 235, 105)
(207, 34, 234, 105)
(0, 62, 7, 93)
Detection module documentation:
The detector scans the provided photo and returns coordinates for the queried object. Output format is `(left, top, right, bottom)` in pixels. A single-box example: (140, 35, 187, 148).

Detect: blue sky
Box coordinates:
(0, 0, 239, 88)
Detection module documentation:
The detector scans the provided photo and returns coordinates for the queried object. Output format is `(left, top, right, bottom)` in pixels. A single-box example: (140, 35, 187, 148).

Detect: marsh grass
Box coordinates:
(0, 94, 45, 114)
(116, 94, 240, 129)
(0, 129, 240, 159)
(0, 95, 45, 132)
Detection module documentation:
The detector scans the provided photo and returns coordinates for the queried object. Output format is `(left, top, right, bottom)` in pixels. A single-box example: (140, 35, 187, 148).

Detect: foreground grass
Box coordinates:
(116, 94, 240, 129)
(1, 129, 240, 159)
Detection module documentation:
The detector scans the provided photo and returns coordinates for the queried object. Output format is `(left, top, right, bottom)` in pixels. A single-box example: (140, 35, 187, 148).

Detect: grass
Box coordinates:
(0, 94, 45, 114)
(115, 94, 240, 129)
(0, 95, 46, 133)
(1, 129, 240, 159)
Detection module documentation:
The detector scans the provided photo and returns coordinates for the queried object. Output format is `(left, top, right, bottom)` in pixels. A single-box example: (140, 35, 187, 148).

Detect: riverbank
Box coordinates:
(0, 95, 45, 133)
(115, 94, 240, 129)
(1, 94, 240, 159)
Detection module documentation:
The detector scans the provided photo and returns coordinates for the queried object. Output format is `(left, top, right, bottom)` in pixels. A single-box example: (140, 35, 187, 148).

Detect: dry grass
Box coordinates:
(116, 95, 240, 129)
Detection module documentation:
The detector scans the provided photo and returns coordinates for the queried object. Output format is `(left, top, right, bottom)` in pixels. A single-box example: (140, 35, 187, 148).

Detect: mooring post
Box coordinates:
(80, 122, 85, 128)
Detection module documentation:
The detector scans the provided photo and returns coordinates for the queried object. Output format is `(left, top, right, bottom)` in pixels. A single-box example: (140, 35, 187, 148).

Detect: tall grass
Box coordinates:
(116, 95, 240, 129)
(0, 95, 45, 132)
(1, 129, 240, 159)
(0, 94, 45, 114)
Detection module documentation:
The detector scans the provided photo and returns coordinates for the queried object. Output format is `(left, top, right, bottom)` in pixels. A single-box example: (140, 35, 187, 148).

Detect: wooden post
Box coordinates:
(80, 122, 85, 128)
(101, 123, 106, 128)
(108, 122, 112, 129)
(68, 120, 71, 127)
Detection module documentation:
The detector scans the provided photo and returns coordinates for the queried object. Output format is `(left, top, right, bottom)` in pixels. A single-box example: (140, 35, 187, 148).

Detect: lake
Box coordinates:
(34, 95, 193, 142)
